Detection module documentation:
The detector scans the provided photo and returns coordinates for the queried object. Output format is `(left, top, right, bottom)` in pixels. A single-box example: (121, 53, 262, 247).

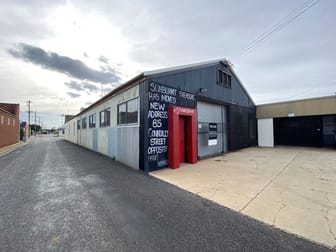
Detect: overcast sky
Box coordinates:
(0, 0, 335, 128)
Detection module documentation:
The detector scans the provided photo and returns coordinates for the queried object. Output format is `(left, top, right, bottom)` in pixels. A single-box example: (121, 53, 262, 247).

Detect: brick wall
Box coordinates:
(0, 104, 20, 148)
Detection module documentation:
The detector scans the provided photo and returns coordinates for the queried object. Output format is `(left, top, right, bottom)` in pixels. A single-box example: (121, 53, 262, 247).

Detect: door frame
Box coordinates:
(168, 106, 197, 169)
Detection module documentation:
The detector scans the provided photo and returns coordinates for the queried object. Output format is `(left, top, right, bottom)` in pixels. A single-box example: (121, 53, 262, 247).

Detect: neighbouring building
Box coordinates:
(257, 95, 336, 147)
(0, 103, 20, 148)
(65, 59, 257, 172)
(57, 126, 65, 136)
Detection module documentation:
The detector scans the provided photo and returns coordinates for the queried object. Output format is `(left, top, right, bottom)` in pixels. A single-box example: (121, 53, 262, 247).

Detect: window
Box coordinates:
(73, 122, 75, 135)
(100, 108, 111, 127)
(77, 120, 80, 130)
(13, 119, 16, 126)
(118, 98, 138, 125)
(218, 70, 222, 83)
(118, 103, 126, 124)
(127, 99, 138, 124)
(82, 117, 87, 129)
(8, 118, 10, 125)
(217, 69, 232, 88)
(89, 114, 96, 128)
(0, 115, 3, 124)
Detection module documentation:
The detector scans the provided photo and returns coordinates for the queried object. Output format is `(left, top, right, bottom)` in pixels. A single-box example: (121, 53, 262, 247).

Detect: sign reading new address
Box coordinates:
(147, 81, 196, 170)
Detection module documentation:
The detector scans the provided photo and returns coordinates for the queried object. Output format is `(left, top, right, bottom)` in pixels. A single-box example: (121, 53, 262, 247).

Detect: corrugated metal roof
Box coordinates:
(144, 58, 229, 77)
(71, 58, 254, 117)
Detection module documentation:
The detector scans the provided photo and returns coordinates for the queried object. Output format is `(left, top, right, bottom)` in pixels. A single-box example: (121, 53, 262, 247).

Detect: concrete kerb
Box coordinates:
(0, 140, 30, 157)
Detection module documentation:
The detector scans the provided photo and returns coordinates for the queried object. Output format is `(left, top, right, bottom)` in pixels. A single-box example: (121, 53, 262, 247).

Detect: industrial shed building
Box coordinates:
(65, 59, 257, 172)
(257, 96, 336, 147)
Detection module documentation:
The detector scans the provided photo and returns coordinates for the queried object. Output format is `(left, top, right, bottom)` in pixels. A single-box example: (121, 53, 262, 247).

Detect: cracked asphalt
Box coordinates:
(0, 137, 331, 251)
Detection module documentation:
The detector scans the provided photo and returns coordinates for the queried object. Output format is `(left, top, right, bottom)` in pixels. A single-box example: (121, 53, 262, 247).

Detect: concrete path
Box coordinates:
(0, 138, 329, 251)
(151, 147, 336, 249)
(0, 140, 29, 157)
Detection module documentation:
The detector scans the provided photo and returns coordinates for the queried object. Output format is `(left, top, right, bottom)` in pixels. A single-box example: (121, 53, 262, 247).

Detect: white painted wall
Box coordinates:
(65, 119, 78, 144)
(97, 127, 109, 155)
(257, 118, 274, 147)
(64, 85, 140, 169)
(80, 129, 92, 149)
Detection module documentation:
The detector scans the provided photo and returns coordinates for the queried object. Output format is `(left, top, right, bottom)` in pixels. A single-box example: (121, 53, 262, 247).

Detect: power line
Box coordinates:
(239, 0, 320, 57)
(240, 0, 314, 55)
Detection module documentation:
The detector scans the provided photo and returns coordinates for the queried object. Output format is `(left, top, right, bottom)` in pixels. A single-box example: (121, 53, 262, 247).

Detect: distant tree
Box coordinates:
(20, 128, 24, 140)
(30, 124, 41, 132)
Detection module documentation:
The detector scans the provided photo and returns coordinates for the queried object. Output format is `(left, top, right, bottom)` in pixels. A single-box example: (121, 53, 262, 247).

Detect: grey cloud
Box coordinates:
(64, 80, 84, 92)
(98, 55, 109, 64)
(8, 43, 121, 84)
(83, 82, 99, 92)
(67, 92, 81, 98)
(74, 0, 335, 69)
(83, 52, 88, 57)
(64, 80, 100, 93)
(0, 1, 66, 42)
(99, 64, 122, 77)
(74, 1, 254, 65)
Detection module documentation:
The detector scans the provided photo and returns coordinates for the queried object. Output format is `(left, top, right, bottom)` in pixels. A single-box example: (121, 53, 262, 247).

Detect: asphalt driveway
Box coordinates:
(151, 146, 336, 248)
(0, 137, 331, 251)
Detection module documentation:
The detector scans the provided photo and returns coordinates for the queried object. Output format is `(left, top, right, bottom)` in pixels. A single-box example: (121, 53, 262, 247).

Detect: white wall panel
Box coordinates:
(117, 126, 139, 169)
(65, 117, 78, 144)
(257, 118, 274, 147)
(98, 127, 109, 155)
(64, 84, 140, 169)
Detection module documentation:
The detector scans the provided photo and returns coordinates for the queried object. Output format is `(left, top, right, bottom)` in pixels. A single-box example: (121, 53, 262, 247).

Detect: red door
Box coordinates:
(179, 117, 185, 163)
(168, 106, 197, 169)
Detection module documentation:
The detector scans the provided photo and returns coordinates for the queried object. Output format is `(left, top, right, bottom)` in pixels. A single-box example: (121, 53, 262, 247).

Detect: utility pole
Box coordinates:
(37, 116, 41, 135)
(26, 100, 32, 137)
(60, 114, 65, 125)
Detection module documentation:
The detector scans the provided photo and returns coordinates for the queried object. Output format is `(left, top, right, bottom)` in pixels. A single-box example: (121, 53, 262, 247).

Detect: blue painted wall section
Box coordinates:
(108, 127, 117, 159)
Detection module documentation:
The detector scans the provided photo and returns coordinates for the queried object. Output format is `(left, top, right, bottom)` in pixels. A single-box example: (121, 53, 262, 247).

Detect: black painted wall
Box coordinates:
(139, 80, 197, 172)
(229, 105, 257, 150)
(139, 62, 257, 172)
(273, 115, 336, 147)
(149, 62, 257, 149)
(148, 63, 254, 109)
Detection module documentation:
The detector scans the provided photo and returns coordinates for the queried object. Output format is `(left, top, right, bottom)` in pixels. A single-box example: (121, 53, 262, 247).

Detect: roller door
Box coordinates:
(197, 102, 228, 158)
(274, 116, 323, 147)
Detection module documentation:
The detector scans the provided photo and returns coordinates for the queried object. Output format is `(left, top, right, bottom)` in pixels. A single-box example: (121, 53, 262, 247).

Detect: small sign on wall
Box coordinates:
(208, 123, 218, 146)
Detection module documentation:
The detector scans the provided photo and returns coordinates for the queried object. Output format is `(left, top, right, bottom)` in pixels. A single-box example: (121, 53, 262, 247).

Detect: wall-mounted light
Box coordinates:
(199, 88, 207, 93)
